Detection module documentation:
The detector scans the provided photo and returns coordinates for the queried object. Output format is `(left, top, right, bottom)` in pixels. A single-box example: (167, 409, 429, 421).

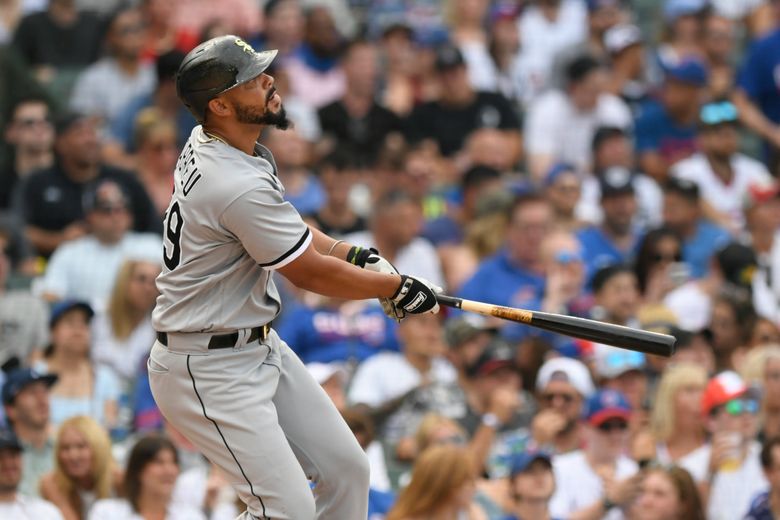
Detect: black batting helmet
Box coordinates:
(176, 35, 278, 123)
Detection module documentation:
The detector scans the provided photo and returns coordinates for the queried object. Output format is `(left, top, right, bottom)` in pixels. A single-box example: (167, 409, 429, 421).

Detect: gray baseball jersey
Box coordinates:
(152, 126, 312, 333)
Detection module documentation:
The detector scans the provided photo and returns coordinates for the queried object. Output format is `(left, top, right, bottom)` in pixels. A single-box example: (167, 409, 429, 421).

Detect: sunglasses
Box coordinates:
(542, 392, 577, 404)
(700, 101, 738, 126)
(597, 420, 629, 433)
(723, 399, 759, 416)
(653, 252, 682, 262)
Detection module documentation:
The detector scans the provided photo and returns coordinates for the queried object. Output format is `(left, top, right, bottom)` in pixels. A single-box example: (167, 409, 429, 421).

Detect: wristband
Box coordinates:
(346, 245, 377, 267)
(481, 413, 501, 429)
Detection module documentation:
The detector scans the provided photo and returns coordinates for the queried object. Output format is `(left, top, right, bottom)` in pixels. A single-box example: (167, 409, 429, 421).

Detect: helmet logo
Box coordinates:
(234, 38, 256, 56)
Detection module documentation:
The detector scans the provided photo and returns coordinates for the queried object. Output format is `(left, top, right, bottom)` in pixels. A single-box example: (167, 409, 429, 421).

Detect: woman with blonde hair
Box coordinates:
(651, 363, 708, 465)
(40, 416, 122, 520)
(91, 259, 160, 388)
(133, 107, 178, 219)
(741, 345, 780, 441)
(387, 444, 487, 520)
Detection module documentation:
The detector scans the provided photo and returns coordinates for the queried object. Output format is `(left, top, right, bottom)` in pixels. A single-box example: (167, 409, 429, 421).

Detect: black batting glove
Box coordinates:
(392, 275, 441, 314)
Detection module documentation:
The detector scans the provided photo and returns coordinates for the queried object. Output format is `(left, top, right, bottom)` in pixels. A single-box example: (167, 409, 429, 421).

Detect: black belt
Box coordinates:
(156, 325, 270, 350)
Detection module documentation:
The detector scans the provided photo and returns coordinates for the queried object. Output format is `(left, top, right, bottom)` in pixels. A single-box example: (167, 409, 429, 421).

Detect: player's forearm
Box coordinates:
(309, 225, 354, 261)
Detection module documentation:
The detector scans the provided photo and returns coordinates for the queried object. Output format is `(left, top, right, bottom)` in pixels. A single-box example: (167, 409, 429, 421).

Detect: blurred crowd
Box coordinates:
(2, 0, 780, 519)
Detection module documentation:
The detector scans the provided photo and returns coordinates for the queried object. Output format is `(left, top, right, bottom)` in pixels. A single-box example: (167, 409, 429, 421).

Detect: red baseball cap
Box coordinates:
(701, 371, 748, 416)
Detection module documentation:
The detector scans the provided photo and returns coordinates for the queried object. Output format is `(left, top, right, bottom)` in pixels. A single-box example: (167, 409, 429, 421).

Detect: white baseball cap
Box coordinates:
(604, 24, 642, 55)
(306, 362, 347, 385)
(536, 357, 596, 398)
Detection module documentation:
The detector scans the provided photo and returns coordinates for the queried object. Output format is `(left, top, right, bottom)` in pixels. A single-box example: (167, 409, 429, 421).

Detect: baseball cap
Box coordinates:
(715, 243, 757, 288)
(305, 362, 347, 385)
(510, 450, 552, 476)
(434, 44, 465, 71)
(49, 300, 94, 329)
(2, 367, 58, 405)
(604, 24, 642, 55)
(663, 59, 709, 87)
(444, 315, 492, 347)
(664, 176, 700, 201)
(702, 370, 748, 416)
(0, 428, 22, 452)
(543, 163, 578, 188)
(466, 338, 514, 377)
(594, 345, 646, 379)
(663, 0, 707, 22)
(599, 167, 635, 198)
(536, 357, 596, 398)
(700, 100, 739, 127)
(583, 389, 632, 426)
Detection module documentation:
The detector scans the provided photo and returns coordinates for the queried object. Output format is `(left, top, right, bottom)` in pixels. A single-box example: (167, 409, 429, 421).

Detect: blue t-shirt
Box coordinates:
(682, 219, 731, 279)
(368, 488, 396, 519)
(576, 226, 643, 282)
(110, 93, 196, 151)
(458, 250, 545, 309)
(634, 99, 698, 164)
(285, 174, 325, 216)
(744, 490, 773, 520)
(738, 29, 780, 125)
(275, 303, 400, 364)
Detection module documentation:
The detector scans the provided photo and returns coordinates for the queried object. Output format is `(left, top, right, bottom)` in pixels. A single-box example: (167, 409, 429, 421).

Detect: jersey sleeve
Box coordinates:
(221, 186, 312, 270)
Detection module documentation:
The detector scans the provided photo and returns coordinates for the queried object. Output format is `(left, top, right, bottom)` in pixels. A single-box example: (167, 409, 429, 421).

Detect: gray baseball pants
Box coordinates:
(148, 329, 370, 519)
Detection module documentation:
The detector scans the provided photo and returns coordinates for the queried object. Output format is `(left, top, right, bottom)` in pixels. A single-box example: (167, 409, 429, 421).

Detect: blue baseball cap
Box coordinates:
(586, 0, 624, 12)
(543, 163, 578, 188)
(663, 59, 708, 87)
(0, 428, 22, 452)
(2, 368, 58, 405)
(49, 300, 94, 329)
(510, 450, 552, 476)
(583, 389, 632, 426)
(663, 0, 707, 22)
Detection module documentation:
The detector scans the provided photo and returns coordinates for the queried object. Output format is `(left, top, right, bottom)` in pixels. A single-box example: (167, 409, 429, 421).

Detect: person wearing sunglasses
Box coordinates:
(677, 371, 767, 520)
(550, 389, 641, 520)
(670, 100, 772, 234)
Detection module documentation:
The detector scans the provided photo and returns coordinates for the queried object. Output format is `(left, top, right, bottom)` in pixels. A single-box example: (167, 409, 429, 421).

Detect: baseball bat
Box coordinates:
(437, 294, 676, 357)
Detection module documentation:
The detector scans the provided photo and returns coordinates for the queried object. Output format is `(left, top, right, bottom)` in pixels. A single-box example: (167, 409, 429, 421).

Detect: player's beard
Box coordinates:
(234, 98, 291, 130)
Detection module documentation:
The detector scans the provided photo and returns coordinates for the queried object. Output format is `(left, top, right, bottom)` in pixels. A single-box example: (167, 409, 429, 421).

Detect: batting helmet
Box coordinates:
(176, 35, 278, 123)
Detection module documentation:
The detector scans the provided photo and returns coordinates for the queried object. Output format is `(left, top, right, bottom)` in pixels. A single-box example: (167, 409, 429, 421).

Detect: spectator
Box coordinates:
(446, 0, 493, 93)
(11, 0, 102, 92)
(37, 179, 161, 308)
(13, 113, 159, 258)
(305, 149, 365, 236)
(733, 0, 780, 172)
(2, 367, 57, 497)
(745, 181, 780, 322)
(525, 53, 632, 182)
(39, 416, 120, 520)
(672, 100, 772, 232)
(702, 14, 737, 100)
(578, 126, 663, 231)
(662, 176, 730, 279)
(345, 190, 445, 288)
(404, 43, 521, 161)
(484, 5, 522, 106)
(577, 169, 643, 278)
(0, 228, 49, 367)
(590, 263, 641, 327)
(585, 0, 627, 59)
(635, 59, 708, 183)
(249, 0, 304, 61)
(318, 39, 402, 168)
(88, 435, 205, 520)
(669, 328, 716, 375)
(504, 450, 557, 520)
(741, 346, 780, 443)
(69, 6, 155, 135)
(630, 465, 705, 520)
(172, 459, 239, 520)
(656, 0, 707, 68)
(745, 435, 780, 520)
(633, 227, 687, 304)
(531, 357, 595, 454)
(35, 300, 121, 430)
(386, 444, 487, 520)
(170, 0, 261, 39)
(542, 163, 584, 232)
(138, 0, 198, 63)
(604, 24, 650, 115)
(0, 95, 54, 210)
(593, 347, 647, 417)
(262, 126, 324, 216)
(131, 108, 177, 219)
(0, 427, 63, 519)
(459, 194, 551, 311)
(91, 259, 160, 388)
(549, 389, 640, 520)
(651, 362, 708, 465)
(285, 5, 346, 109)
(681, 370, 767, 520)
(708, 291, 756, 372)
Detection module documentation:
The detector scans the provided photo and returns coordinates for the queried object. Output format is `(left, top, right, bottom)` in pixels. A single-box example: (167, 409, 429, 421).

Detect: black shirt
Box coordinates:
(12, 10, 102, 68)
(404, 91, 521, 157)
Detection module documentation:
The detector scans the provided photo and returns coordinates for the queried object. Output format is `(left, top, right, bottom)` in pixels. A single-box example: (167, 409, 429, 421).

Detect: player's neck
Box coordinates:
(203, 123, 262, 156)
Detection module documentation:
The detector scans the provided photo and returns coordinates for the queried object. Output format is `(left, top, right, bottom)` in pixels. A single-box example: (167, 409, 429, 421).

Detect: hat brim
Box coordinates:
(475, 359, 514, 377)
(234, 49, 278, 85)
(589, 409, 631, 426)
(511, 454, 552, 476)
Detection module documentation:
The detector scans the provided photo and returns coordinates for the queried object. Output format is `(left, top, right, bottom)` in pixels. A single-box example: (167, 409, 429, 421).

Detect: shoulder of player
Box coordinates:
(190, 135, 277, 184)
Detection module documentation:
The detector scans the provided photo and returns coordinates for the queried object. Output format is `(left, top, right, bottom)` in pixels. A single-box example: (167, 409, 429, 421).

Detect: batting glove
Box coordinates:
(392, 275, 441, 315)
(348, 246, 405, 321)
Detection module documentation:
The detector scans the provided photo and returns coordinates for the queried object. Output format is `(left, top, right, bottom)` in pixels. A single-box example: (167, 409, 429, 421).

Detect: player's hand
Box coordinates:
(392, 275, 441, 314)
(357, 247, 405, 321)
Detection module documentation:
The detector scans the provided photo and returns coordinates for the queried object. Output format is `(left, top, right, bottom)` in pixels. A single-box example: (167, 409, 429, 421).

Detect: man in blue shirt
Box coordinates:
(635, 59, 707, 182)
(577, 167, 643, 282)
(662, 176, 730, 278)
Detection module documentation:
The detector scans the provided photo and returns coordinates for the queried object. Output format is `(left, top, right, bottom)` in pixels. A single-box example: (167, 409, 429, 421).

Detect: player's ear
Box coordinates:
(207, 97, 231, 118)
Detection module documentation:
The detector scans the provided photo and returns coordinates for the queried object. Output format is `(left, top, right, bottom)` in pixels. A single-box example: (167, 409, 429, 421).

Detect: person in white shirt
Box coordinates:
(549, 389, 640, 520)
(671, 100, 772, 232)
(677, 371, 767, 520)
(38, 179, 161, 310)
(89, 435, 205, 520)
(525, 54, 632, 183)
(0, 427, 63, 520)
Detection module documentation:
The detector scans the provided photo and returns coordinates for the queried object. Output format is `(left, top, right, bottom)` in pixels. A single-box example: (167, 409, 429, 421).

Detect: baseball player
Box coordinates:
(147, 35, 441, 520)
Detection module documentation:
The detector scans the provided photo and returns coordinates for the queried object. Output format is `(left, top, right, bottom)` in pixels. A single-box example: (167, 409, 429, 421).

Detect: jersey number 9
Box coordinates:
(164, 201, 184, 270)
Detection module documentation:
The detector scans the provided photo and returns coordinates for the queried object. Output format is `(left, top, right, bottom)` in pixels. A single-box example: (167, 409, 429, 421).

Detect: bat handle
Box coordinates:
(437, 294, 462, 309)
